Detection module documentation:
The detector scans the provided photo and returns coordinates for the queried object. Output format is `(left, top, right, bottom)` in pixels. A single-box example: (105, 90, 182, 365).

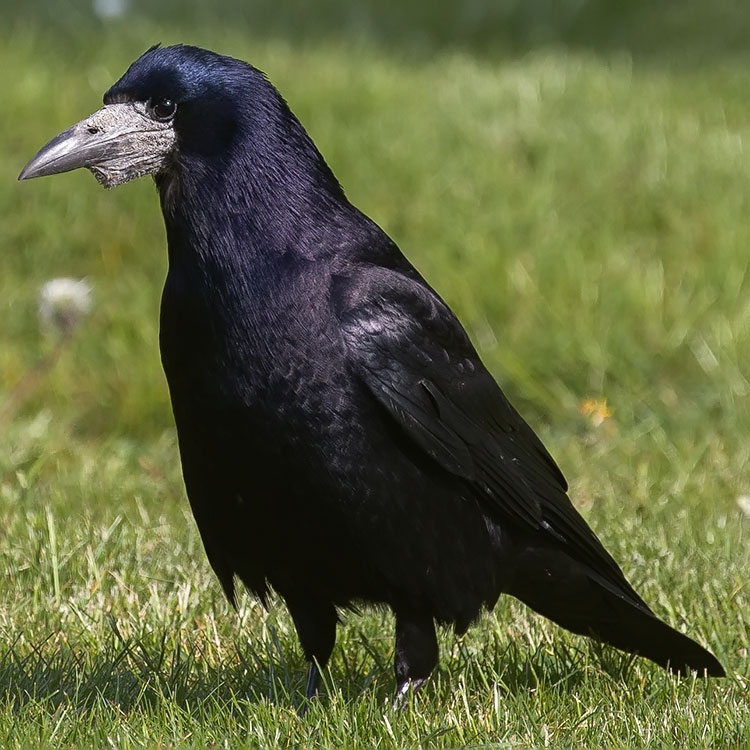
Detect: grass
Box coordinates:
(2, 1, 750, 746)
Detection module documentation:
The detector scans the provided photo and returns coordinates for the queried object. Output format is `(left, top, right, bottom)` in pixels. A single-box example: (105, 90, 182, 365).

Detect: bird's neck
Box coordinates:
(158, 139, 351, 279)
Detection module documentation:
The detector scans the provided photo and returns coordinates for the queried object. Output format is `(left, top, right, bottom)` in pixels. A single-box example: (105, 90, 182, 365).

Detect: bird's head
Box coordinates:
(18, 45, 261, 189)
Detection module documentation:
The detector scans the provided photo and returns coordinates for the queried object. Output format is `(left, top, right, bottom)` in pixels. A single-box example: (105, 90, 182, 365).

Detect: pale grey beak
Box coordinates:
(19, 103, 176, 188)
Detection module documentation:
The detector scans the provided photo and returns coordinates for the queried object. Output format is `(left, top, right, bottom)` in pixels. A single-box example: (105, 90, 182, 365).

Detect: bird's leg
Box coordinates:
(305, 660, 323, 700)
(393, 609, 438, 707)
(284, 596, 337, 708)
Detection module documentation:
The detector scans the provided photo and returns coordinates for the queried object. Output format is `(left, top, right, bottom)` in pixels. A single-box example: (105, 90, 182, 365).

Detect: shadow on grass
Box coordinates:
(0, 626, 301, 714)
(0, 615, 648, 717)
(448, 629, 645, 695)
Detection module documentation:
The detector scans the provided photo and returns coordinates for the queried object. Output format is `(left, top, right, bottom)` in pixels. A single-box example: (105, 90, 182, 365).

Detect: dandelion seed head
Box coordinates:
(38, 278, 93, 336)
(738, 495, 750, 518)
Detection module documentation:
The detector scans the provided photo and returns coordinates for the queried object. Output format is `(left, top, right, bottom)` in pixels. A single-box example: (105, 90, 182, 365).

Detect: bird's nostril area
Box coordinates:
(87, 126, 100, 135)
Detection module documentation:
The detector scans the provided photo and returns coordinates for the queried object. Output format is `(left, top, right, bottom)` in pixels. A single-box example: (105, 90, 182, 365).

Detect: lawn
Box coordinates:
(1, 1, 749, 747)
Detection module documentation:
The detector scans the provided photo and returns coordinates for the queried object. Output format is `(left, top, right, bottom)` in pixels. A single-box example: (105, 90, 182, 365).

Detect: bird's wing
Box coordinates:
(336, 266, 627, 585)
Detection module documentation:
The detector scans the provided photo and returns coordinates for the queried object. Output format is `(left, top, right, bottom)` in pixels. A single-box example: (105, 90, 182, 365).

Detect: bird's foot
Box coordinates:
(393, 677, 428, 710)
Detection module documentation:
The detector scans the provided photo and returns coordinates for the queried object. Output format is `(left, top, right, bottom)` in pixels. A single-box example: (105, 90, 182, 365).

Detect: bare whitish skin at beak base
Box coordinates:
(18, 103, 176, 189)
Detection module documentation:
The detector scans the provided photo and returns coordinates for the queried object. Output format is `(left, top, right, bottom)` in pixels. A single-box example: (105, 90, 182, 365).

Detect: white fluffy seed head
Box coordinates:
(38, 278, 93, 336)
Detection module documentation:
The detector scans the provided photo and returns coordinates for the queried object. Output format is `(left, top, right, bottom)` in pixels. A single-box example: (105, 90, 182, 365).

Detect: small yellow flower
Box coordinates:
(579, 397, 612, 428)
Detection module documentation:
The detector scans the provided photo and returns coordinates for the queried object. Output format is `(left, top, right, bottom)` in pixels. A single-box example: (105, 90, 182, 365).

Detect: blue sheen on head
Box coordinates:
(104, 44, 256, 107)
(105, 45, 279, 160)
(103, 44, 344, 216)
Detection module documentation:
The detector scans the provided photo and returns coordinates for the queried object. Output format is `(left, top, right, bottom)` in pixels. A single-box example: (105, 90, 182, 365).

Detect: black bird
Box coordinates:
(19, 45, 724, 700)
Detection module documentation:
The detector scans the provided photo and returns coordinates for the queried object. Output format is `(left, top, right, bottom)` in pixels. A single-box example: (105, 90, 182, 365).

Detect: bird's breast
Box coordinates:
(159, 260, 355, 454)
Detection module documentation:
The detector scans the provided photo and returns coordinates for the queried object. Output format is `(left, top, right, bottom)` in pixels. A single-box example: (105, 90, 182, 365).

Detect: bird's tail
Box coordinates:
(506, 546, 725, 677)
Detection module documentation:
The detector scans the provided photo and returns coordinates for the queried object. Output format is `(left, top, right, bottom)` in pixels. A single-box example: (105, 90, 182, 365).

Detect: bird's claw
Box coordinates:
(393, 677, 427, 710)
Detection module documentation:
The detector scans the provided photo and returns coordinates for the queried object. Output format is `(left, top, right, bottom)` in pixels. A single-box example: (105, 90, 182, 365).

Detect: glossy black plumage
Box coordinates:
(54, 45, 730, 695)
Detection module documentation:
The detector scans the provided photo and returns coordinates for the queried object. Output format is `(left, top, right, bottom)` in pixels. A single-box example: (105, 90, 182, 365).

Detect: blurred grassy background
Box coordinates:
(1, 1, 749, 746)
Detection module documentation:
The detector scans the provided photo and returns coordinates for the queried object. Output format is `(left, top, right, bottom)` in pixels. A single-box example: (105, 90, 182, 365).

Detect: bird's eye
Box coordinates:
(151, 98, 177, 122)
